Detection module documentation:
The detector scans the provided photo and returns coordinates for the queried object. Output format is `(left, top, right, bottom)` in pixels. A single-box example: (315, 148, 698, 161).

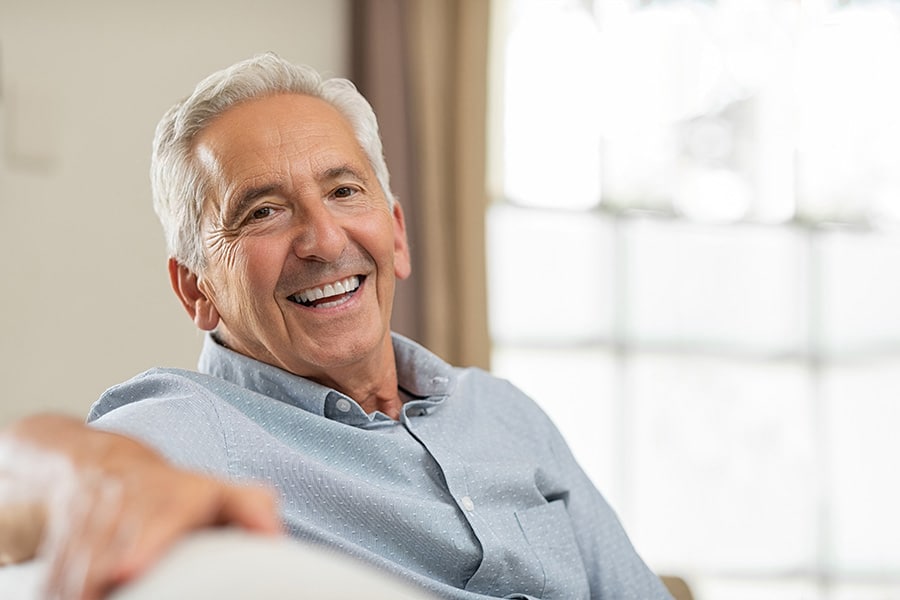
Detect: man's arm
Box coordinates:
(0, 414, 281, 600)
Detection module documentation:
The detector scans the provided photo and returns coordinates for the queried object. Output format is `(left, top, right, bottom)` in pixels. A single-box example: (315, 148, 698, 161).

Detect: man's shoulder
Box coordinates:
(86, 367, 242, 474)
(452, 366, 558, 428)
(87, 367, 239, 423)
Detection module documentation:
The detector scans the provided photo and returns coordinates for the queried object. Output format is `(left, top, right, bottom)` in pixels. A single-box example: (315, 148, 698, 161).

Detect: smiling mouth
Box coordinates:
(287, 275, 362, 308)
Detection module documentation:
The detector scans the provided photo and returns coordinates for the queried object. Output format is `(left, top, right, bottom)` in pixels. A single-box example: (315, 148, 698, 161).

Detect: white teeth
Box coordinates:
(295, 275, 360, 305)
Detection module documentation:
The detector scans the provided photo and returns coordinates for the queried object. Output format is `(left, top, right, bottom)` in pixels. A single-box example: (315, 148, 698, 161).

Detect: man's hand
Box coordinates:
(1, 414, 282, 600)
(0, 500, 44, 565)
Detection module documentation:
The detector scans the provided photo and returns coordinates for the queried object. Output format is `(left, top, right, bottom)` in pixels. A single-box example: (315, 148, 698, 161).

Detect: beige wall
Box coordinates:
(0, 0, 349, 425)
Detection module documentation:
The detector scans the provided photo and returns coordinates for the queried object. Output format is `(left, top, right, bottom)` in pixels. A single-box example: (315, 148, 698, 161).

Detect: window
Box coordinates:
(487, 0, 900, 596)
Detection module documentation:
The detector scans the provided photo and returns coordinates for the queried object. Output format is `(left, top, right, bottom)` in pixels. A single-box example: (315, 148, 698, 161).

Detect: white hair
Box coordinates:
(150, 53, 395, 273)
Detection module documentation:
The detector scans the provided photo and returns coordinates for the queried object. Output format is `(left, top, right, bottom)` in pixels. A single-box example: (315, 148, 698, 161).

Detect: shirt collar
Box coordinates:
(392, 334, 456, 399)
(197, 332, 456, 424)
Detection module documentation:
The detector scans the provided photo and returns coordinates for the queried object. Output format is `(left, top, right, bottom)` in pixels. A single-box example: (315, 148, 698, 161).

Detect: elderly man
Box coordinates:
(1, 54, 671, 600)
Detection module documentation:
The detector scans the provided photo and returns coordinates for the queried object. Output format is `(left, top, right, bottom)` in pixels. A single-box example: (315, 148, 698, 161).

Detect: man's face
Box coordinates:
(181, 93, 410, 379)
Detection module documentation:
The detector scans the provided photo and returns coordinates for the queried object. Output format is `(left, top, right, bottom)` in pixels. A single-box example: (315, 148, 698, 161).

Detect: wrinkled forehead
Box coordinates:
(189, 93, 373, 217)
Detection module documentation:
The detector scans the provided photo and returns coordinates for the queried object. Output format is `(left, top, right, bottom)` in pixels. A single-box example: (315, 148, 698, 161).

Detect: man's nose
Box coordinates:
(290, 201, 347, 262)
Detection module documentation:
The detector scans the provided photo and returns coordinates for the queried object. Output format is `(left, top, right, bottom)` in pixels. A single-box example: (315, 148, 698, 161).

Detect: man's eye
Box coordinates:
(333, 186, 356, 199)
(250, 207, 274, 220)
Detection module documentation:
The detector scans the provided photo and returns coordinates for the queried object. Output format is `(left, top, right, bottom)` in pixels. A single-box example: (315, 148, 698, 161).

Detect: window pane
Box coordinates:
(491, 344, 619, 504)
(593, 1, 797, 222)
(818, 230, 900, 357)
(503, 1, 601, 209)
(691, 577, 820, 600)
(830, 582, 900, 600)
(824, 360, 900, 571)
(627, 353, 816, 572)
(486, 205, 614, 343)
(796, 4, 900, 223)
(627, 218, 807, 354)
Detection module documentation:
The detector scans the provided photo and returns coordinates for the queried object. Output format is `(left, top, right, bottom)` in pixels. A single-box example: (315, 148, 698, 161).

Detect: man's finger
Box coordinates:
(218, 484, 282, 534)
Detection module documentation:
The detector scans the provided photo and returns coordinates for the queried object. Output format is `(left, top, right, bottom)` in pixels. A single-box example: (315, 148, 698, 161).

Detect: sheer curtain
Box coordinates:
(352, 0, 491, 370)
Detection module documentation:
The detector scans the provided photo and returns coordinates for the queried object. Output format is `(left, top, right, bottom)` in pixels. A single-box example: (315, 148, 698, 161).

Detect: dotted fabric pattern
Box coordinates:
(88, 334, 671, 600)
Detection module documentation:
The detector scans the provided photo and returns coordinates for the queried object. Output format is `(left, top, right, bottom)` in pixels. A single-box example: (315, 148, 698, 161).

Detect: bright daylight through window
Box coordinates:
(487, 0, 900, 598)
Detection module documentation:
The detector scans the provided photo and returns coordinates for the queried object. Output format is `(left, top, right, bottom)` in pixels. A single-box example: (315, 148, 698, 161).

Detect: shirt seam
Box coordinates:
(197, 387, 232, 474)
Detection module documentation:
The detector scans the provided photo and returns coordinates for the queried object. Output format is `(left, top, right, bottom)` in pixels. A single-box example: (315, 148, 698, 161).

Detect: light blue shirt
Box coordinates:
(87, 333, 670, 600)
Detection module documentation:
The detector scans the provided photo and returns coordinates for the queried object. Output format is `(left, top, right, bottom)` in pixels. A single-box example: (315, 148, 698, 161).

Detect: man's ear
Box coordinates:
(168, 258, 220, 331)
(392, 202, 412, 281)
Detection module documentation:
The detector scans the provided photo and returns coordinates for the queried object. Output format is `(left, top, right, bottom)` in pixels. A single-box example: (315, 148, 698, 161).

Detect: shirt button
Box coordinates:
(461, 496, 475, 512)
(335, 398, 352, 413)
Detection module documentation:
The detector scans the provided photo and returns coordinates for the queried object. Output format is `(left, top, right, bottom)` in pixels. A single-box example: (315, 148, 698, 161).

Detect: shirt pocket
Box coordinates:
(514, 500, 591, 600)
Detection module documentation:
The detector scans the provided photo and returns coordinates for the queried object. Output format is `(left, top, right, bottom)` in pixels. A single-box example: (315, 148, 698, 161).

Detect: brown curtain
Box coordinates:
(352, 0, 491, 370)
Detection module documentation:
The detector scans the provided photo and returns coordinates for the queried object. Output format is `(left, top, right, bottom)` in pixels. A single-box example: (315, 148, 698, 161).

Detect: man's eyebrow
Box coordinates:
(320, 165, 368, 183)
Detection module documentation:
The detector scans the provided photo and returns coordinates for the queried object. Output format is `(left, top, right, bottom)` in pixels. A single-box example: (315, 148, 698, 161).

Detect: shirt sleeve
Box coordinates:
(87, 369, 231, 478)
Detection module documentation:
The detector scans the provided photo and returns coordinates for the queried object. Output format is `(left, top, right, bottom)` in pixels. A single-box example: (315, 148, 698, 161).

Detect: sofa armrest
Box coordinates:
(110, 529, 434, 600)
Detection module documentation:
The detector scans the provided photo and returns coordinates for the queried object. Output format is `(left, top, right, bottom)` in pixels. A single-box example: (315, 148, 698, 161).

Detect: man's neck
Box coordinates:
(307, 336, 404, 420)
(319, 368, 403, 420)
